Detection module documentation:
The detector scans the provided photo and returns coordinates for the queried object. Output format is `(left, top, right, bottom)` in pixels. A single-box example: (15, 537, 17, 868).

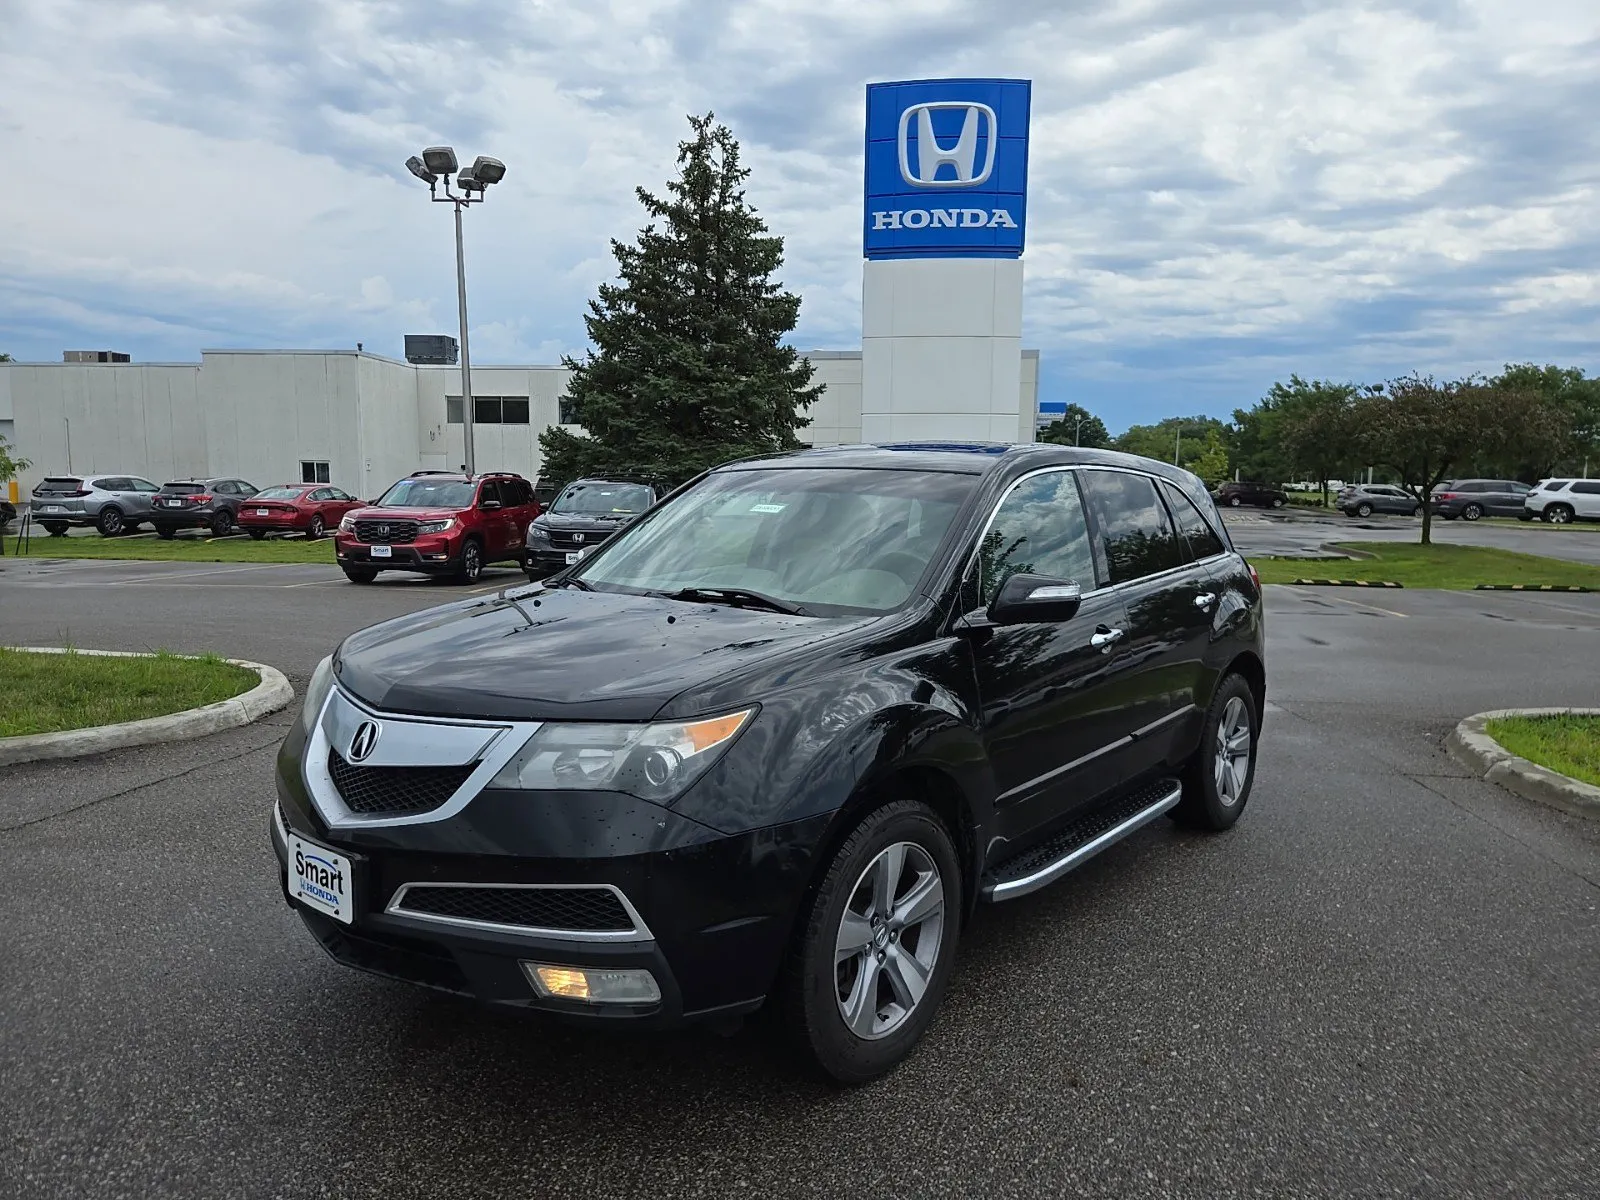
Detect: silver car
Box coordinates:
(29, 473, 164, 536)
(1340, 483, 1420, 518)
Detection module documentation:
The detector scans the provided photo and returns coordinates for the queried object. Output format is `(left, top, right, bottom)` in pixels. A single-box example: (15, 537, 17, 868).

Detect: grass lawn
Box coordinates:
(1486, 714, 1600, 788)
(0, 648, 260, 738)
(1251, 542, 1600, 590)
(4, 530, 333, 564)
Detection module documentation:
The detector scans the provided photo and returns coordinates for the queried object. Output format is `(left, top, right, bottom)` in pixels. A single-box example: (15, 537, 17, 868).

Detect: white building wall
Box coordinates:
(1, 346, 1042, 500)
(3, 361, 204, 493)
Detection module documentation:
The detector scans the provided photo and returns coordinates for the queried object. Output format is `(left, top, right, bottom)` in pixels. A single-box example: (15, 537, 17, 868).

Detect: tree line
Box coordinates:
(1046, 369, 1599, 543)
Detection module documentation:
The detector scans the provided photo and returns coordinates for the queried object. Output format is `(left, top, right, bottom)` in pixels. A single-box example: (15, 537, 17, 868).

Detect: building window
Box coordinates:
(559, 398, 577, 425)
(446, 397, 464, 424)
(501, 397, 529, 424)
(300, 460, 331, 484)
(450, 396, 530, 425)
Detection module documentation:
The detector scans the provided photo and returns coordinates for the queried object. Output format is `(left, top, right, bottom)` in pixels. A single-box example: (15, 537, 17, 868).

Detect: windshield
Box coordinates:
(572, 467, 977, 615)
(552, 482, 653, 516)
(377, 479, 477, 509)
(255, 487, 307, 500)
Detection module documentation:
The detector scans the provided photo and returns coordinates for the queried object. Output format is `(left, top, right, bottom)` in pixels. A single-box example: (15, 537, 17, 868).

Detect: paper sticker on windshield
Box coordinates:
(750, 503, 785, 513)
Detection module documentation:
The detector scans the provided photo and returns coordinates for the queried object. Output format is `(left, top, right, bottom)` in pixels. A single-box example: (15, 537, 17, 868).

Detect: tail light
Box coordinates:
(1435, 492, 1458, 500)
(190, 494, 212, 505)
(1249, 563, 1260, 589)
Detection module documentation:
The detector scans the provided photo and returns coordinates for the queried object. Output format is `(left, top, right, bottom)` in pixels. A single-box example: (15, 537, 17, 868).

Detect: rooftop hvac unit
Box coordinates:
(63, 350, 131, 363)
(404, 334, 459, 365)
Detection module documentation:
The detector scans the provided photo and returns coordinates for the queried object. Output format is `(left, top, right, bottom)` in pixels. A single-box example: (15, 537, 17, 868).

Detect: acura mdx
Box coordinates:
(273, 443, 1266, 1082)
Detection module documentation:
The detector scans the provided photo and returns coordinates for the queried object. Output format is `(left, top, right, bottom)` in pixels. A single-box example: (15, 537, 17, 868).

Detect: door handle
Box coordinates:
(1194, 592, 1217, 608)
(1090, 627, 1124, 649)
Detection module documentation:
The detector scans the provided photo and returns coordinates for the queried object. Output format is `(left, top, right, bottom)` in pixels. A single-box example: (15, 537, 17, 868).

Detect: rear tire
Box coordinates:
(247, 529, 267, 541)
(777, 799, 961, 1085)
(342, 567, 378, 584)
(1462, 503, 1483, 521)
(1546, 505, 1574, 525)
(1271, 497, 1285, 508)
(43, 522, 70, 537)
(1228, 496, 1242, 507)
(96, 506, 126, 536)
(306, 514, 325, 540)
(1176, 674, 1258, 832)
(211, 509, 234, 537)
(155, 526, 176, 540)
(1356, 502, 1373, 517)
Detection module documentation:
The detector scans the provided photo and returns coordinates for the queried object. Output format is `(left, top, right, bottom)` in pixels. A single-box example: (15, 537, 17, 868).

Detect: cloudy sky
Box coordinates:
(2, 0, 1597, 431)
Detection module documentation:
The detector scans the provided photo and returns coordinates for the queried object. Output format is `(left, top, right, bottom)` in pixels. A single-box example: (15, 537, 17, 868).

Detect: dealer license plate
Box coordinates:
(43, 505, 64, 513)
(255, 508, 269, 516)
(287, 833, 354, 925)
(565, 551, 579, 565)
(371, 545, 392, 558)
(163, 498, 184, 507)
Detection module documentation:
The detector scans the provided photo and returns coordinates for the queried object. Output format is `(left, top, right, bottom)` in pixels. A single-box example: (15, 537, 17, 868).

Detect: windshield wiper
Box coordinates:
(660, 586, 806, 616)
(550, 576, 594, 591)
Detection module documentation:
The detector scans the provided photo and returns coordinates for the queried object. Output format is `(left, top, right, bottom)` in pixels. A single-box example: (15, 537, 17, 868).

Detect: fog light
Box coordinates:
(521, 962, 661, 1005)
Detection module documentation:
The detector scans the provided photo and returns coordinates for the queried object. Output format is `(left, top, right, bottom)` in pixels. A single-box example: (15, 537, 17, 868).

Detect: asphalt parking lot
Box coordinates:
(1224, 506, 1600, 565)
(2, 561, 1598, 1198)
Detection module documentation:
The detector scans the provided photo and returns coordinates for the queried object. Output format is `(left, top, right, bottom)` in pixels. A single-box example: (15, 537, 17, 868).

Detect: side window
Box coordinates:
(133, 478, 160, 493)
(1161, 481, 1226, 561)
(516, 480, 535, 507)
(1571, 481, 1600, 495)
(1080, 471, 1187, 586)
(309, 488, 331, 502)
(974, 471, 1097, 605)
(478, 481, 504, 507)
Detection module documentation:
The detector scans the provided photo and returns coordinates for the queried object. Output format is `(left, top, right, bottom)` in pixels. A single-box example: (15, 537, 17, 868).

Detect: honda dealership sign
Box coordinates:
(864, 78, 1031, 259)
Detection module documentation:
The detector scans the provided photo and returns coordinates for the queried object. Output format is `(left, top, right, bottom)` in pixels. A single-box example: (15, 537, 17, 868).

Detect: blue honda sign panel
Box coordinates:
(864, 78, 1031, 260)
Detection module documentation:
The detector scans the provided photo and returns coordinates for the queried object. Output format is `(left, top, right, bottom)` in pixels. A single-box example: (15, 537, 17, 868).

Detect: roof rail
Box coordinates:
(408, 469, 454, 477)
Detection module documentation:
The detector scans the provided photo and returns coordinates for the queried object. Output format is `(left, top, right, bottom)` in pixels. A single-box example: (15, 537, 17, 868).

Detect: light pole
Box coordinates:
(405, 147, 507, 476)
(1074, 413, 1085, 447)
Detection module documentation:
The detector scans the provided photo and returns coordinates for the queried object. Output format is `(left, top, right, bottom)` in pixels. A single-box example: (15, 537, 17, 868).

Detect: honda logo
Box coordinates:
(898, 102, 997, 188)
(348, 720, 381, 763)
(377, 524, 390, 537)
(572, 532, 584, 544)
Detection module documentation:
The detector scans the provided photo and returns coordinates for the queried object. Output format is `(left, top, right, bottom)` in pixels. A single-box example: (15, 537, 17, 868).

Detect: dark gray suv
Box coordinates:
(1434, 479, 1531, 521)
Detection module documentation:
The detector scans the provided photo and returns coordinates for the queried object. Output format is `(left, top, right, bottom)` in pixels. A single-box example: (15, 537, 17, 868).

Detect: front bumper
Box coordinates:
(524, 546, 577, 577)
(335, 534, 460, 572)
(271, 719, 827, 1025)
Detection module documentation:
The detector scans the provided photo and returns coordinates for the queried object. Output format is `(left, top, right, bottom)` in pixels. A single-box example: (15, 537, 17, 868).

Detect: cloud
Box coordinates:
(1, 0, 1598, 429)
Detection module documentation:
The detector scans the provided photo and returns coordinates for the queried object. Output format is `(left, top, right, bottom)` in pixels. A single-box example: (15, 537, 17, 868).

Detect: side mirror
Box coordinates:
(480, 499, 503, 511)
(986, 574, 1083, 626)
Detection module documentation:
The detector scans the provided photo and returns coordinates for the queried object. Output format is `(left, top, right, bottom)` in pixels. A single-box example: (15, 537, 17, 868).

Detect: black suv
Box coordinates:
(1214, 480, 1288, 509)
(152, 477, 260, 537)
(524, 477, 659, 580)
(272, 444, 1265, 1082)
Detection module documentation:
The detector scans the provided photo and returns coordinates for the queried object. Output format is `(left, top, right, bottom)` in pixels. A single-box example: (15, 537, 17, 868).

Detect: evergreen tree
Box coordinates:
(539, 113, 820, 488)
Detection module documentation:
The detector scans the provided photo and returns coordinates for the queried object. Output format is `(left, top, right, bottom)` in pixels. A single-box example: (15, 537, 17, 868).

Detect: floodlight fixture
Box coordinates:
(455, 169, 480, 192)
(421, 145, 459, 176)
(405, 155, 437, 185)
(471, 156, 506, 185)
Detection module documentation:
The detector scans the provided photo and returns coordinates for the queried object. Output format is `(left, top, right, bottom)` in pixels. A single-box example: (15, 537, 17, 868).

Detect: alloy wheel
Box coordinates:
(462, 542, 482, 582)
(1549, 506, 1573, 525)
(1463, 504, 1482, 521)
(1213, 696, 1253, 807)
(833, 841, 946, 1041)
(307, 514, 324, 540)
(100, 508, 124, 535)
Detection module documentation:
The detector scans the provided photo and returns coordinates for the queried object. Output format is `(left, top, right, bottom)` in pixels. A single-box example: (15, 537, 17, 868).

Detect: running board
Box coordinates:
(982, 778, 1183, 902)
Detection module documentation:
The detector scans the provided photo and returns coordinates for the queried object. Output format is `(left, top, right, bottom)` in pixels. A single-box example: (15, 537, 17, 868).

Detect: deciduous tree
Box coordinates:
(1038, 404, 1110, 449)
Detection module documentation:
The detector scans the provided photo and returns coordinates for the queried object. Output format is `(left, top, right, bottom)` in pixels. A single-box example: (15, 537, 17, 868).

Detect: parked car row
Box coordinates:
(22, 473, 376, 539)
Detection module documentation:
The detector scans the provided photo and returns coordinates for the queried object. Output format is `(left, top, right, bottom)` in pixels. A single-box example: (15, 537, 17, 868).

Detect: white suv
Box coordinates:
(1523, 479, 1600, 524)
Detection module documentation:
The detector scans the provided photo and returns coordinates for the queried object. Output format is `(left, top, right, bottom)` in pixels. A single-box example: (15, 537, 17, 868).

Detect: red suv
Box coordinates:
(333, 471, 540, 585)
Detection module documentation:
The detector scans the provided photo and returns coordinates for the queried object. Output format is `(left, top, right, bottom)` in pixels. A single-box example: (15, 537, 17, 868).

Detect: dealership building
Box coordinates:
(0, 347, 1042, 500)
(2, 75, 1058, 501)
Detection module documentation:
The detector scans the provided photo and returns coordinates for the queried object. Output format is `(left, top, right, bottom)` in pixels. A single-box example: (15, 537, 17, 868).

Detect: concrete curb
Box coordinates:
(1288, 578, 1403, 588)
(1446, 707, 1600, 821)
(0, 646, 294, 766)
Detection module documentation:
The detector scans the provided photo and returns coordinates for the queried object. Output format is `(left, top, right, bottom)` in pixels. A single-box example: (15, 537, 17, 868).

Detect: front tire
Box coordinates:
(1228, 496, 1242, 507)
(1271, 497, 1285, 508)
(42, 521, 70, 537)
(778, 800, 961, 1085)
(155, 525, 176, 540)
(306, 514, 325, 540)
(1176, 674, 1258, 832)
(247, 529, 267, 541)
(342, 567, 378, 584)
(455, 538, 484, 584)
(210, 509, 234, 537)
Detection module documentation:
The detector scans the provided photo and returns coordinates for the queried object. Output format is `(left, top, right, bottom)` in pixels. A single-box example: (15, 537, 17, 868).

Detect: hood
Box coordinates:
(535, 511, 639, 530)
(334, 585, 882, 722)
(349, 506, 460, 520)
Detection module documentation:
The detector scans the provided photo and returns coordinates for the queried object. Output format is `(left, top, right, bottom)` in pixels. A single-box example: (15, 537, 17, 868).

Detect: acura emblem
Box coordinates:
(572, 532, 585, 544)
(348, 720, 381, 762)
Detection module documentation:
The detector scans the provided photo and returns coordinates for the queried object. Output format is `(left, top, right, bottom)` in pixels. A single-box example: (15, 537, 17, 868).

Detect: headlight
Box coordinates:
(526, 524, 551, 543)
(489, 709, 753, 803)
(338, 513, 356, 532)
(418, 518, 455, 533)
(300, 655, 335, 734)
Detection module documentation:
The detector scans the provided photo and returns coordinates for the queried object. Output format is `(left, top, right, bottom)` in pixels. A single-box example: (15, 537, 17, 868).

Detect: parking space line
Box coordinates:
(1280, 585, 1409, 618)
(105, 563, 288, 585)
